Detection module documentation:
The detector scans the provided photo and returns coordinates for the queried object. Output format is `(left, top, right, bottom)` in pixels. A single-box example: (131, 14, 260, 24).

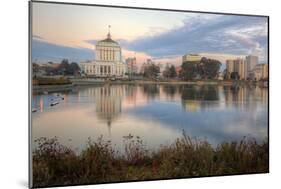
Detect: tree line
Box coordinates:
(142, 57, 221, 80)
(179, 57, 221, 80)
(33, 59, 80, 76)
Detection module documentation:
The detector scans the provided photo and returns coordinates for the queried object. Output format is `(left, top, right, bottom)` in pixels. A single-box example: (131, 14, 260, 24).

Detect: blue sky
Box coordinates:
(32, 2, 268, 65)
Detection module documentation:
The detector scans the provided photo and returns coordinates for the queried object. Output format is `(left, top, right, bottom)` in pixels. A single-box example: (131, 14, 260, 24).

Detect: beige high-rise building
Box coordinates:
(254, 64, 268, 80)
(245, 55, 258, 78)
(233, 58, 246, 79)
(226, 59, 234, 73)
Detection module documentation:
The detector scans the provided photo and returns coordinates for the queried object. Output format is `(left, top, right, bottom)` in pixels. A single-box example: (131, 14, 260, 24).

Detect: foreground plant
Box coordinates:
(32, 133, 268, 187)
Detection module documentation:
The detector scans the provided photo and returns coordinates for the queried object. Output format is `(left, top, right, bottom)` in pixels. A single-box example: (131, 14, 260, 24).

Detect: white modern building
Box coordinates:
(80, 29, 127, 78)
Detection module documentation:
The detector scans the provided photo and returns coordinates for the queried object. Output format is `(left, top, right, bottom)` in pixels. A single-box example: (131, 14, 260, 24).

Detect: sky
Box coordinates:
(31, 2, 268, 67)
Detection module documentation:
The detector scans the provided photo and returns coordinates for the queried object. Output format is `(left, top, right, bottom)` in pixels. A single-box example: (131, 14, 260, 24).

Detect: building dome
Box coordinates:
(97, 32, 119, 47)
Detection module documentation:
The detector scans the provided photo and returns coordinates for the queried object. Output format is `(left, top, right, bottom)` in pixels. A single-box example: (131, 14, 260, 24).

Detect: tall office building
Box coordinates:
(226, 59, 234, 73)
(245, 55, 258, 78)
(234, 58, 246, 79)
(254, 64, 268, 80)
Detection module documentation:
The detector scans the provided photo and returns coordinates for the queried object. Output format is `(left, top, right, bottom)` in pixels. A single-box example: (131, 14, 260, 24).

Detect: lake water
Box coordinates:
(32, 84, 268, 152)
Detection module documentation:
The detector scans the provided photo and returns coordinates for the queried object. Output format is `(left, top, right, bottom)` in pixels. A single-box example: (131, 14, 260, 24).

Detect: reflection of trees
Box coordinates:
(180, 85, 219, 101)
(230, 85, 240, 102)
(162, 85, 177, 98)
(142, 84, 159, 99)
(180, 85, 219, 112)
(223, 85, 268, 110)
(125, 85, 137, 102)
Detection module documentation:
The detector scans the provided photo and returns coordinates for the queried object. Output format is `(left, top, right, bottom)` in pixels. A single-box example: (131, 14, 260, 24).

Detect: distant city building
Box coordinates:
(226, 59, 234, 73)
(126, 57, 138, 75)
(245, 55, 258, 78)
(226, 55, 259, 80)
(158, 63, 171, 76)
(254, 64, 268, 80)
(80, 27, 127, 78)
(182, 54, 202, 63)
(233, 58, 246, 79)
(140, 59, 154, 74)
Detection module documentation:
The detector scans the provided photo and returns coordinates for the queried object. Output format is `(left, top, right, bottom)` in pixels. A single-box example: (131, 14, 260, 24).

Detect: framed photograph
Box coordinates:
(29, 1, 269, 188)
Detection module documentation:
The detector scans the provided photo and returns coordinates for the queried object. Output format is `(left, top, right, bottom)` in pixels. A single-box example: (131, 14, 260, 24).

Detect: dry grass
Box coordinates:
(32, 133, 268, 187)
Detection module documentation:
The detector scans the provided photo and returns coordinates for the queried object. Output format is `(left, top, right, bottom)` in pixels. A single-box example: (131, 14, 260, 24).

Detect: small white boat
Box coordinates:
(55, 94, 64, 100)
(32, 108, 38, 112)
(50, 101, 59, 106)
(123, 134, 133, 140)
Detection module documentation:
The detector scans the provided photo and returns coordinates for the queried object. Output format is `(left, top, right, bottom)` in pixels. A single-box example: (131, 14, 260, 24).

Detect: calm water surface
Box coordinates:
(32, 84, 268, 152)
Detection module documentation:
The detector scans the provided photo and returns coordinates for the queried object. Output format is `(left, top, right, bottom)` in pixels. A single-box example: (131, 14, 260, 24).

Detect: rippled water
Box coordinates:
(32, 84, 268, 152)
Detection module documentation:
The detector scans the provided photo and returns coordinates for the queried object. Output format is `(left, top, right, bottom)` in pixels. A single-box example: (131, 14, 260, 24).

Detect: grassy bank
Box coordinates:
(32, 133, 268, 187)
(70, 78, 268, 87)
(33, 77, 71, 85)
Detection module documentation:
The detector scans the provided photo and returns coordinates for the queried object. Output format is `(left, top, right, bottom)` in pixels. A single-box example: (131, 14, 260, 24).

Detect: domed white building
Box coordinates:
(80, 29, 127, 78)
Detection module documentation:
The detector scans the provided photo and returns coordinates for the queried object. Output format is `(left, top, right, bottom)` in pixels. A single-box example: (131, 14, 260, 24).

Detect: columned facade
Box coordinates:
(80, 30, 127, 78)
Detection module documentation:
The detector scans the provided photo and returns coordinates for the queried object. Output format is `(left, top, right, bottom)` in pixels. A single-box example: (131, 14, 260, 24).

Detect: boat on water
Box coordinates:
(55, 94, 64, 100)
(32, 108, 38, 112)
(50, 101, 59, 106)
(123, 134, 133, 140)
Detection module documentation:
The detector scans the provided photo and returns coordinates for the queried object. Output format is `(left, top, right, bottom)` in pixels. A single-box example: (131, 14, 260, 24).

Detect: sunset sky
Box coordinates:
(32, 2, 268, 67)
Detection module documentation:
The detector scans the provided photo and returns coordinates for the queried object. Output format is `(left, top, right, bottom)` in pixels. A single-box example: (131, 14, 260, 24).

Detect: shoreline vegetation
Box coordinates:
(32, 78, 268, 93)
(33, 132, 269, 187)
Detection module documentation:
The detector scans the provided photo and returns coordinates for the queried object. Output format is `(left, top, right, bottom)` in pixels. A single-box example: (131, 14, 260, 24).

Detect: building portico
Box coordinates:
(80, 26, 127, 78)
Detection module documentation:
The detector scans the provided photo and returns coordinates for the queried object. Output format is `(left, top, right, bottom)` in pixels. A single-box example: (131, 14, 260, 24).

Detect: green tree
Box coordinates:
(58, 59, 70, 75)
(179, 62, 198, 80)
(143, 64, 160, 79)
(69, 62, 81, 75)
(170, 65, 177, 78)
(223, 69, 230, 80)
(163, 66, 171, 78)
(200, 57, 221, 79)
(32, 63, 40, 73)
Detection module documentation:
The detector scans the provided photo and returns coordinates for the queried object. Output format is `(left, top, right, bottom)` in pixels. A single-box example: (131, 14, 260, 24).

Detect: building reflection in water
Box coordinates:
(79, 85, 126, 137)
(179, 84, 268, 112)
(73, 84, 268, 137)
(33, 84, 268, 118)
(180, 85, 219, 112)
(223, 85, 268, 111)
(141, 84, 160, 100)
(32, 84, 268, 151)
(78, 83, 268, 121)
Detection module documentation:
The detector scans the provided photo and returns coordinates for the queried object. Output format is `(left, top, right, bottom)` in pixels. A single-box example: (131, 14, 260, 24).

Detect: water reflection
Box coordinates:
(32, 84, 268, 151)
